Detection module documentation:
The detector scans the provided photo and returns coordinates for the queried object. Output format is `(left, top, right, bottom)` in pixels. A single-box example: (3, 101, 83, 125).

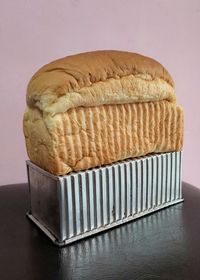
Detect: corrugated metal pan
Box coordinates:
(26, 151, 183, 246)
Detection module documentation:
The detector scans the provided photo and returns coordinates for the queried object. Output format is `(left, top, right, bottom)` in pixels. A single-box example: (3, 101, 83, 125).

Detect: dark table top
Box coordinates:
(0, 182, 200, 280)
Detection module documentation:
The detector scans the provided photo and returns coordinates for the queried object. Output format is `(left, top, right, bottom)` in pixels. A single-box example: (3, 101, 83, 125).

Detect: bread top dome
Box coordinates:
(27, 50, 175, 116)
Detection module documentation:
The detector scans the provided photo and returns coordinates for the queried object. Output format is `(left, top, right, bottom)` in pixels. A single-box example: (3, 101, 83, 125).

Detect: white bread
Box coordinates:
(23, 50, 183, 175)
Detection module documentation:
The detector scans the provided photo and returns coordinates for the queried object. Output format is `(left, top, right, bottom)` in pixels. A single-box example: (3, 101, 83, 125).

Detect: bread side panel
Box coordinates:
(53, 101, 183, 174)
(23, 108, 72, 174)
(23, 101, 183, 175)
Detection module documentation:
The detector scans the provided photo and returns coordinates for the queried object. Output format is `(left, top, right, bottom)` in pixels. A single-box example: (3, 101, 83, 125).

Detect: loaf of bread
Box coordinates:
(23, 50, 183, 175)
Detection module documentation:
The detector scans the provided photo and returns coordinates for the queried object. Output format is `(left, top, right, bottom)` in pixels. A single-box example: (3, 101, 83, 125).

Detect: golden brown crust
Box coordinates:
(27, 50, 176, 115)
(23, 101, 184, 175)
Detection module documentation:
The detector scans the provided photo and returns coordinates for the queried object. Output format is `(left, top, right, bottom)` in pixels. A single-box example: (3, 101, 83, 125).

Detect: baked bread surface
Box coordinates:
(24, 50, 183, 175)
(27, 50, 176, 116)
(24, 101, 183, 175)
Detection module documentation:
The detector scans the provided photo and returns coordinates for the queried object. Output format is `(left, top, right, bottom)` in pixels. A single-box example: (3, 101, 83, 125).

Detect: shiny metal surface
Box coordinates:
(27, 151, 183, 246)
(28, 164, 60, 239)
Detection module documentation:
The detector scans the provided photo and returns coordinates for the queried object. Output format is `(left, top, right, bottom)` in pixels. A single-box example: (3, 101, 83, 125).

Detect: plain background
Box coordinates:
(0, 0, 199, 186)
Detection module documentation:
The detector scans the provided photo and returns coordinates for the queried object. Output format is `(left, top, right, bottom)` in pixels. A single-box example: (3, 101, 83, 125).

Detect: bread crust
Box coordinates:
(24, 51, 183, 175)
(23, 101, 183, 175)
(27, 51, 175, 115)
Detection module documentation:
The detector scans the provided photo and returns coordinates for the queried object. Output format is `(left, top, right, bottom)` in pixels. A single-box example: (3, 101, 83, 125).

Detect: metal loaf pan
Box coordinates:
(26, 151, 183, 246)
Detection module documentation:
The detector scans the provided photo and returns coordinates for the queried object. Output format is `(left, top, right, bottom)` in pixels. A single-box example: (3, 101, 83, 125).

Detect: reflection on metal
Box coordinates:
(27, 151, 183, 246)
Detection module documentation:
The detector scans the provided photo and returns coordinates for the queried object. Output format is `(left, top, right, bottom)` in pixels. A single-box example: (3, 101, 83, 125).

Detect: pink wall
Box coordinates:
(0, 0, 199, 186)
